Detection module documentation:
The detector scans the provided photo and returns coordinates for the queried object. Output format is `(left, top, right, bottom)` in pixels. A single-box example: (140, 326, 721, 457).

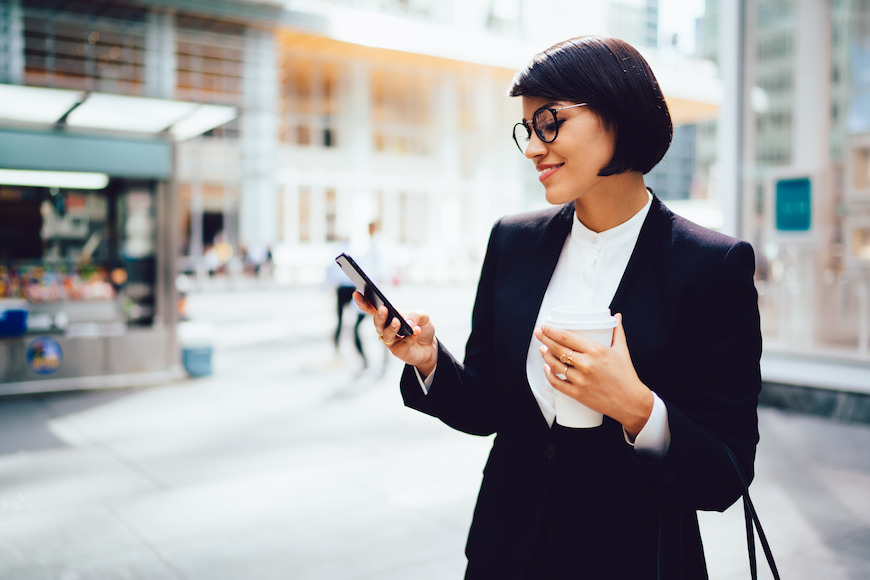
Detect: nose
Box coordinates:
(524, 132, 547, 159)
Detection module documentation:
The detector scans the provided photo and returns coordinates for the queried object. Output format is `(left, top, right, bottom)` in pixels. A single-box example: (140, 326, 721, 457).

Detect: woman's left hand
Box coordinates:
(535, 313, 654, 438)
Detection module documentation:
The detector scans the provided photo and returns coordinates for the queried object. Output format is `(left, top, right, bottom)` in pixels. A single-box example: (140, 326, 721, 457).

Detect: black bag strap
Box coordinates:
(724, 445, 782, 580)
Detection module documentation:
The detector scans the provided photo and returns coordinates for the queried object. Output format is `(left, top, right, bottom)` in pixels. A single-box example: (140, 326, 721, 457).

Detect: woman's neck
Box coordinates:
(573, 171, 649, 233)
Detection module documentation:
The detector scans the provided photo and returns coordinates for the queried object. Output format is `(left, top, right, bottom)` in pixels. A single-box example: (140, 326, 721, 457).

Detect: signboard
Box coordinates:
(26, 337, 63, 375)
(775, 177, 812, 232)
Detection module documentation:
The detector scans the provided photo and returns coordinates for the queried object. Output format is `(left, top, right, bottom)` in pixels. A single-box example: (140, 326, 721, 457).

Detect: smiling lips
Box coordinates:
(537, 163, 564, 182)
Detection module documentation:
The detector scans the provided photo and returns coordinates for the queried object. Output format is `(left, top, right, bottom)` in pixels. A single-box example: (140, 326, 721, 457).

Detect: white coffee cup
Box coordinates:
(545, 306, 617, 428)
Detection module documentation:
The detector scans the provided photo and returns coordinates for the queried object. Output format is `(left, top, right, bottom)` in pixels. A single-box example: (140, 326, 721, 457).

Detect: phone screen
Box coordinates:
(335, 252, 413, 337)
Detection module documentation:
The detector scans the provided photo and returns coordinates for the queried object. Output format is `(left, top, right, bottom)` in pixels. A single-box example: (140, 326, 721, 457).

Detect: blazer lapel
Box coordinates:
(501, 203, 574, 432)
(610, 196, 667, 311)
(609, 195, 672, 377)
(508, 203, 575, 365)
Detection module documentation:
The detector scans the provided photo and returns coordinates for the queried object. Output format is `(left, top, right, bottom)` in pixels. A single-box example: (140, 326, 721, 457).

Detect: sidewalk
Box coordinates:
(190, 277, 870, 424)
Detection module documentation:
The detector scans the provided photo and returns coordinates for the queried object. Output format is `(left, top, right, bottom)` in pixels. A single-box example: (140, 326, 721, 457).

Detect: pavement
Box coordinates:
(0, 281, 868, 579)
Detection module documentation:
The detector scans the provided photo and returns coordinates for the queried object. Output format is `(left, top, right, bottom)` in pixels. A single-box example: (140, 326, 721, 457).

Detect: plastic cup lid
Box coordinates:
(545, 306, 616, 329)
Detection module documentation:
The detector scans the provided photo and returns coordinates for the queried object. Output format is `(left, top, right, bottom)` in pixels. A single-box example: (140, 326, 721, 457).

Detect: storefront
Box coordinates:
(0, 85, 235, 395)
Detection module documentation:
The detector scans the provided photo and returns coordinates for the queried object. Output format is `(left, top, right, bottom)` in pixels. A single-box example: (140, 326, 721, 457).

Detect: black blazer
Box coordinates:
(400, 196, 762, 579)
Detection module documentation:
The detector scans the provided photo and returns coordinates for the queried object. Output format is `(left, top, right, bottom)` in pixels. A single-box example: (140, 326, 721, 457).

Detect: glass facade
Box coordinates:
(733, 0, 870, 358)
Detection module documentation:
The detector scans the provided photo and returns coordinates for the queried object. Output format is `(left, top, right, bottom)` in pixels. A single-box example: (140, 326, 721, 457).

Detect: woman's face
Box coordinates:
(520, 96, 616, 206)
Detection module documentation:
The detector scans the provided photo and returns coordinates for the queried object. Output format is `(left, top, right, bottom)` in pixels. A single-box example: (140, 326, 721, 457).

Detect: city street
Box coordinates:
(0, 282, 868, 579)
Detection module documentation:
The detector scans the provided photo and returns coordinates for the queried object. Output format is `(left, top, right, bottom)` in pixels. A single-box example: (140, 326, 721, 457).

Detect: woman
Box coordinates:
(355, 35, 761, 579)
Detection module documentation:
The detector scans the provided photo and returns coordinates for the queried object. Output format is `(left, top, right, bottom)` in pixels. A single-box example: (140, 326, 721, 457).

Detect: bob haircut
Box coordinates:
(509, 35, 672, 176)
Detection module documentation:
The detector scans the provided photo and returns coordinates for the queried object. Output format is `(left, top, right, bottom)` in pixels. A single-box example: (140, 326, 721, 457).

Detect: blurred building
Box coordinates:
(0, 0, 731, 394)
(5, 0, 867, 404)
(2, 0, 720, 287)
(263, 0, 719, 283)
(698, 0, 870, 411)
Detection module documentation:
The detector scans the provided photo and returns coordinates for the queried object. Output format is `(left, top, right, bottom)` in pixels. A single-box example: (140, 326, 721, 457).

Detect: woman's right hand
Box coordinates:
(352, 291, 438, 376)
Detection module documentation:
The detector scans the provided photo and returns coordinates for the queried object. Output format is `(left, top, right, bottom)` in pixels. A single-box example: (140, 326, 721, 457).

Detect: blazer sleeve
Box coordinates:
(650, 240, 763, 512)
(398, 220, 503, 437)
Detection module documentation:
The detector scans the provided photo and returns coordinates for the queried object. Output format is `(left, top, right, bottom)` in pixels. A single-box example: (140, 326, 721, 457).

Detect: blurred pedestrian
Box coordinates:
(355, 35, 762, 579)
(355, 221, 394, 374)
(327, 238, 367, 368)
(245, 242, 270, 278)
(203, 245, 220, 277)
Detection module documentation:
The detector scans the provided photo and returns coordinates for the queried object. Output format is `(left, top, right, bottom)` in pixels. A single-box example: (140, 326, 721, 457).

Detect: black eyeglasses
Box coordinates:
(512, 103, 587, 154)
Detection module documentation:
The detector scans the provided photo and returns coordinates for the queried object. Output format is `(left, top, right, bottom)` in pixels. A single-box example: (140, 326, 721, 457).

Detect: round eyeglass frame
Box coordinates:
(512, 103, 587, 154)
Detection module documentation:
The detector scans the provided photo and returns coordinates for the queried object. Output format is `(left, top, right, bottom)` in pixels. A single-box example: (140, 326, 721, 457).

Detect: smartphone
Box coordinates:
(335, 252, 414, 338)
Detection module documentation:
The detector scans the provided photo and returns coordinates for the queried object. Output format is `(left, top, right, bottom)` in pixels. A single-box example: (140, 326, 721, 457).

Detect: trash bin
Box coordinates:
(177, 321, 214, 377)
(0, 300, 28, 337)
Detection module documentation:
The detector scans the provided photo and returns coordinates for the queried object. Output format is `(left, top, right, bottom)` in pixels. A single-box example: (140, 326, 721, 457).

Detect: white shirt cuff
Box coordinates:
(414, 365, 436, 395)
(623, 393, 671, 458)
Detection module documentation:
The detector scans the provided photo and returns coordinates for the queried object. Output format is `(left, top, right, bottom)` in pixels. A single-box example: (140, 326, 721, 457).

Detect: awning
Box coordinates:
(0, 84, 237, 141)
(0, 128, 173, 179)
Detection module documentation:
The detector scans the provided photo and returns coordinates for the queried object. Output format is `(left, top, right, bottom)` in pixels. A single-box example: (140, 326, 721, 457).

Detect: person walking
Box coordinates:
(328, 239, 368, 369)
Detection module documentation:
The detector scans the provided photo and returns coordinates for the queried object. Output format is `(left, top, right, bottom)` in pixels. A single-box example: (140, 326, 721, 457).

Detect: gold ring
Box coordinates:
(555, 364, 569, 381)
(379, 335, 396, 347)
(559, 351, 574, 366)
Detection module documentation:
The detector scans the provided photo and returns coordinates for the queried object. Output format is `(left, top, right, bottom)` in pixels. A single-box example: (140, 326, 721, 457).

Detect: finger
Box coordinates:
(543, 364, 572, 390)
(369, 305, 393, 336)
(538, 324, 598, 354)
(407, 310, 429, 328)
(352, 291, 377, 315)
(537, 325, 582, 351)
(383, 313, 413, 345)
(611, 313, 626, 349)
(385, 315, 402, 336)
(539, 345, 573, 383)
(546, 355, 572, 381)
(534, 327, 560, 352)
(538, 339, 580, 372)
(380, 318, 400, 348)
(538, 344, 561, 369)
(399, 312, 422, 336)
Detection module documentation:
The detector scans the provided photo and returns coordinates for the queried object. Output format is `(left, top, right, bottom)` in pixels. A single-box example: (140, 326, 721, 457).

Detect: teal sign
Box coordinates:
(775, 178, 811, 232)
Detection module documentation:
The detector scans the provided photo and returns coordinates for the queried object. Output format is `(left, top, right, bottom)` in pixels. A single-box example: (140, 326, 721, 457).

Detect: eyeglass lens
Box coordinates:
(512, 107, 559, 153)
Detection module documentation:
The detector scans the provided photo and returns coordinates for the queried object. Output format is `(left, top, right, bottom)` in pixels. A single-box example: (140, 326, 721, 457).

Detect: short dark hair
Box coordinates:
(508, 35, 672, 176)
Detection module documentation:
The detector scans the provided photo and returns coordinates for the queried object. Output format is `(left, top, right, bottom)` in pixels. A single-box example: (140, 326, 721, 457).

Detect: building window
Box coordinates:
(175, 13, 245, 106)
(371, 68, 429, 155)
(21, 2, 147, 94)
(279, 54, 339, 147)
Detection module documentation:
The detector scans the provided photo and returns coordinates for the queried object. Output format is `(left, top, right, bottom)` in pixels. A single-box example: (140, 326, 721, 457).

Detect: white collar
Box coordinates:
(570, 190, 653, 247)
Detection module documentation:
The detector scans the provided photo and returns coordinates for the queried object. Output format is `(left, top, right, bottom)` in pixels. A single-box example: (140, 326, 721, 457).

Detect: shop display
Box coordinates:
(0, 183, 157, 334)
(0, 265, 116, 302)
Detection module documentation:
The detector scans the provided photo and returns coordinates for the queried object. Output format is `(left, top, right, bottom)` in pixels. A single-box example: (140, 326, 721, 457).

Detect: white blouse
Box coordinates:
(523, 192, 669, 455)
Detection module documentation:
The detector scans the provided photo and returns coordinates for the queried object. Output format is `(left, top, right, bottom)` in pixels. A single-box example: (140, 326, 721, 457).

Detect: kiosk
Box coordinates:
(0, 86, 235, 395)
